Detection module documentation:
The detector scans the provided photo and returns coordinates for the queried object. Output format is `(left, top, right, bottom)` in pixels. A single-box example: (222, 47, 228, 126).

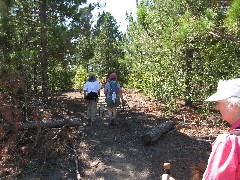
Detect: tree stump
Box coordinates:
(142, 120, 175, 145)
(162, 162, 175, 180)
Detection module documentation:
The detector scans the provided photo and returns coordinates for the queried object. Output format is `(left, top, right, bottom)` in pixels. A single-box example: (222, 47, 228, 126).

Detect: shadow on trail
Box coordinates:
(50, 91, 211, 179)
(0, 91, 211, 180)
(80, 109, 211, 180)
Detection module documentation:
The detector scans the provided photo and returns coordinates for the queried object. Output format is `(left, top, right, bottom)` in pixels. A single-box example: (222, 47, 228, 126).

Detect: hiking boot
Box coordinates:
(108, 117, 114, 126)
(91, 118, 96, 122)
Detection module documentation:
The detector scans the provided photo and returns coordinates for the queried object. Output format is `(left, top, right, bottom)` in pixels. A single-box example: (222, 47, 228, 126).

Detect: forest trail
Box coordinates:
(73, 89, 211, 179)
(1, 88, 221, 179)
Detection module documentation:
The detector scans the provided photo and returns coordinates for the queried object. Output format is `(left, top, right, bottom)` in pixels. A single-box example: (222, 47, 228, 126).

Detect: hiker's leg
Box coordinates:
(107, 107, 113, 119)
(106, 97, 114, 125)
(112, 107, 117, 119)
(91, 100, 98, 122)
(112, 98, 120, 119)
(86, 101, 91, 120)
(107, 107, 114, 125)
(106, 97, 113, 118)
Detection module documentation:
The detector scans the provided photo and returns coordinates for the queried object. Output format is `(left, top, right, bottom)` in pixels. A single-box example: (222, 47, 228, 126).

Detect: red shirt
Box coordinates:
(203, 120, 240, 180)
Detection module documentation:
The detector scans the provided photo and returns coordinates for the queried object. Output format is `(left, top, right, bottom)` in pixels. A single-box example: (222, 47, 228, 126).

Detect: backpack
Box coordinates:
(109, 81, 119, 96)
(86, 91, 98, 100)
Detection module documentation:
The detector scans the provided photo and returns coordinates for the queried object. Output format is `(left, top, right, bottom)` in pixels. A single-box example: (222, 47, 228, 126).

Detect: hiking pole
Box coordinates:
(161, 163, 175, 180)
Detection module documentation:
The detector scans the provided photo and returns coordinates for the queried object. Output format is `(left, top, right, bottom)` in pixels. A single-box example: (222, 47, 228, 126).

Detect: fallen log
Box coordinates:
(19, 118, 83, 129)
(1, 118, 82, 132)
(0, 118, 83, 140)
(142, 120, 175, 145)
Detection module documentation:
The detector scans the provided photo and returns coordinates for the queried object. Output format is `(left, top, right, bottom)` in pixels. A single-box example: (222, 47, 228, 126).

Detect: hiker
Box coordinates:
(83, 74, 101, 122)
(102, 73, 109, 89)
(203, 78, 240, 179)
(104, 72, 123, 125)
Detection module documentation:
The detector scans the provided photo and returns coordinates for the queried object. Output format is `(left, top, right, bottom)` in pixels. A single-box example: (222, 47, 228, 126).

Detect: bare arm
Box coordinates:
(104, 84, 108, 96)
(97, 89, 100, 97)
(83, 90, 87, 99)
(119, 87, 124, 101)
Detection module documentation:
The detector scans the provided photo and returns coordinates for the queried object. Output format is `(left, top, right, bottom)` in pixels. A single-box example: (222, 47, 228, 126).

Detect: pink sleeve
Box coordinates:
(203, 134, 240, 180)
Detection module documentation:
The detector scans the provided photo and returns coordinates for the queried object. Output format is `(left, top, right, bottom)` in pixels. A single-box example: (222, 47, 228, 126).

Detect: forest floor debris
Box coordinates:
(0, 89, 227, 179)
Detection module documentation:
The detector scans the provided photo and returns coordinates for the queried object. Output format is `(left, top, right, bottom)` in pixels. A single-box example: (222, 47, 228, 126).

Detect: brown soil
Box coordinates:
(0, 89, 228, 180)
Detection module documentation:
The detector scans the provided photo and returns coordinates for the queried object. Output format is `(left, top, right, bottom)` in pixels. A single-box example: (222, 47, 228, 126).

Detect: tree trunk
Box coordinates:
(142, 120, 175, 145)
(40, 0, 48, 102)
(184, 49, 193, 107)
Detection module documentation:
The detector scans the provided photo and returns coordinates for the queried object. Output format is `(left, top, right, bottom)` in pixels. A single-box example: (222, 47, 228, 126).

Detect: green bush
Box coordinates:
(73, 65, 87, 90)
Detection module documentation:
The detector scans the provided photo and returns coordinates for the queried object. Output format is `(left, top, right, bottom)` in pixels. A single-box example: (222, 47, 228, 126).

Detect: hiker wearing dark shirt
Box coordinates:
(104, 73, 123, 125)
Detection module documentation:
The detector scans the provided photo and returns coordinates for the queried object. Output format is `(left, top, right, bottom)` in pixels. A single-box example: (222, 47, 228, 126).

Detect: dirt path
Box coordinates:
(1, 89, 224, 179)
(73, 89, 212, 180)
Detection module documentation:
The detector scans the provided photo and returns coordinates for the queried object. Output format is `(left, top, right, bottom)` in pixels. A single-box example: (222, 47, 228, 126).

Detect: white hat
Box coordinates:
(205, 78, 240, 101)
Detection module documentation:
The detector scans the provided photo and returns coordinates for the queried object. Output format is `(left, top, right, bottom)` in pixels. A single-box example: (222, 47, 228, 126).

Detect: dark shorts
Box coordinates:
(106, 97, 120, 107)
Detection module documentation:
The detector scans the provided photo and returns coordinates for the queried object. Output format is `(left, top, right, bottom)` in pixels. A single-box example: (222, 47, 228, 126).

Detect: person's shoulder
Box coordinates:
(105, 81, 110, 87)
(111, 80, 118, 83)
(95, 80, 101, 84)
(216, 133, 240, 144)
(96, 80, 101, 87)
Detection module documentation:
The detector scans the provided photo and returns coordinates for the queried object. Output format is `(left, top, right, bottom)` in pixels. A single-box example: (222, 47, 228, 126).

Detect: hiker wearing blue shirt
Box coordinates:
(104, 73, 123, 125)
